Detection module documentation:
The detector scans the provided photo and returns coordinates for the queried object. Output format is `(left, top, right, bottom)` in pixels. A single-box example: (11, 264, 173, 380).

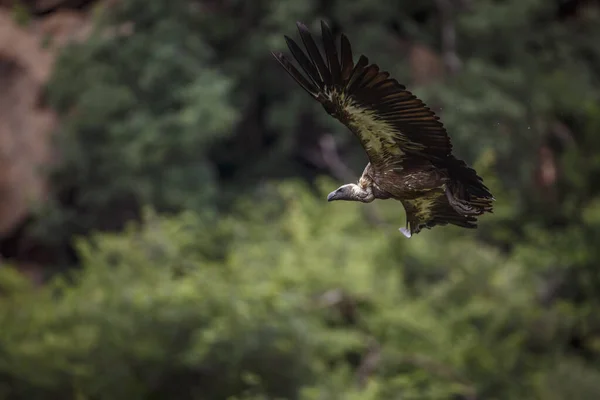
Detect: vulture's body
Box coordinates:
(272, 21, 494, 237)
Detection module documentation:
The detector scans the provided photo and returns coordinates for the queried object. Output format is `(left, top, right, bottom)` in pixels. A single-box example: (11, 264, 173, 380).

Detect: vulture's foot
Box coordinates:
(399, 227, 412, 238)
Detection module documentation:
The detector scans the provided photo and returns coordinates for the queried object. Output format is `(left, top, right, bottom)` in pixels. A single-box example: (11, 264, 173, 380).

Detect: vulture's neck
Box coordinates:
(354, 181, 375, 203)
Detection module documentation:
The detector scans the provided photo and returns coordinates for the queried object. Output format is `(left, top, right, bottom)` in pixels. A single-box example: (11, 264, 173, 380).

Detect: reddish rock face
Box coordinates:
(0, 6, 92, 240)
(408, 43, 445, 86)
(0, 11, 57, 238)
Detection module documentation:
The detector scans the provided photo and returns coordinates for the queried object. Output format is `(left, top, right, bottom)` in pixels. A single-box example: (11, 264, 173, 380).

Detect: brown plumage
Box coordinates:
(272, 21, 494, 237)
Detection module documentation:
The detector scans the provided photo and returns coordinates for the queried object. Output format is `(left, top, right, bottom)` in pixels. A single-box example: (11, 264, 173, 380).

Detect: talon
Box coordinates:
(399, 227, 412, 238)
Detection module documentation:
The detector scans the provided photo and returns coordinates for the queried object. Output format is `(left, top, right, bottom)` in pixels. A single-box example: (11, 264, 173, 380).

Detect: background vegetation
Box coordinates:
(2, 0, 600, 398)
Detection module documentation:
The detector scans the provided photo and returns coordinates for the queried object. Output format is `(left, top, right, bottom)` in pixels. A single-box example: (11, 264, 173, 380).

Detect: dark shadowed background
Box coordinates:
(1, 0, 600, 398)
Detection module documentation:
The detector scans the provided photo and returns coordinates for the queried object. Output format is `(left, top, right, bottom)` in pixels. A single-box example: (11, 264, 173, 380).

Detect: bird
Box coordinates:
(271, 21, 494, 237)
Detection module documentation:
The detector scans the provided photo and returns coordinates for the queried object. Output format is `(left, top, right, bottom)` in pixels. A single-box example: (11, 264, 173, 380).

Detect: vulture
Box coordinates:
(272, 21, 494, 237)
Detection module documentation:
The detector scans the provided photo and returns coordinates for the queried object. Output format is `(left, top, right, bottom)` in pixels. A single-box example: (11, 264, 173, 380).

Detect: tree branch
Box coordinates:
(435, 0, 462, 75)
(356, 337, 381, 389)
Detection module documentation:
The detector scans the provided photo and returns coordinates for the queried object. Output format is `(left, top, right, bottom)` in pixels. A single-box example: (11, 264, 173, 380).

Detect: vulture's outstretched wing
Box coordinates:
(272, 21, 453, 168)
(399, 190, 478, 238)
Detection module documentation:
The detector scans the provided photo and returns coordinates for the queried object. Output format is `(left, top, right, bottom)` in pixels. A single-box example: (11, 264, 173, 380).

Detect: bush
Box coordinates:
(3, 181, 600, 399)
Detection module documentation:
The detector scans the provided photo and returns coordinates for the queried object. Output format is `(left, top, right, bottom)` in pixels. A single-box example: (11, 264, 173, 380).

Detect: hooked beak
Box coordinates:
(327, 190, 338, 202)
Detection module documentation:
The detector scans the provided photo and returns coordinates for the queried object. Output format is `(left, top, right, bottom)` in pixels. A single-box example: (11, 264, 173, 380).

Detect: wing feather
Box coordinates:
(273, 21, 453, 167)
(320, 21, 341, 85)
(282, 36, 321, 89)
(340, 34, 355, 81)
(296, 22, 332, 86)
(271, 51, 319, 98)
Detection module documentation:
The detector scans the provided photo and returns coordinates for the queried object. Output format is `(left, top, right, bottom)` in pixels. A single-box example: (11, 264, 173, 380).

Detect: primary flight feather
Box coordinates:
(272, 21, 494, 237)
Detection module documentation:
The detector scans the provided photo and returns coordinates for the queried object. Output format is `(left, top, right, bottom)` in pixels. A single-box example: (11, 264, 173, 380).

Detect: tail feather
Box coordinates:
(400, 156, 494, 237)
(401, 191, 479, 237)
(443, 155, 494, 216)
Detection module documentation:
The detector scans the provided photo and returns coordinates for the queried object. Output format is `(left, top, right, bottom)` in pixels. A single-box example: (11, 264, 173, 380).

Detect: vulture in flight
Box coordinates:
(272, 21, 494, 237)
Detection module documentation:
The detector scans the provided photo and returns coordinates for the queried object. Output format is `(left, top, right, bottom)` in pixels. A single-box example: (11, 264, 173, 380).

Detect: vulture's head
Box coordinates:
(327, 184, 374, 203)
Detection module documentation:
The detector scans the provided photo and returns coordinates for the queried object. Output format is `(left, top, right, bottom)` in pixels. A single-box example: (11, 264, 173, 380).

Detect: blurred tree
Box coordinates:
(36, 0, 240, 255)
(2, 181, 600, 399)
(32, 0, 600, 258)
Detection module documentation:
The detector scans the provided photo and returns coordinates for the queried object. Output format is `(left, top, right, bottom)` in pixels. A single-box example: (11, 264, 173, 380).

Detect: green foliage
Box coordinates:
(3, 180, 600, 399)
(10, 1, 32, 26)
(36, 0, 240, 247)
